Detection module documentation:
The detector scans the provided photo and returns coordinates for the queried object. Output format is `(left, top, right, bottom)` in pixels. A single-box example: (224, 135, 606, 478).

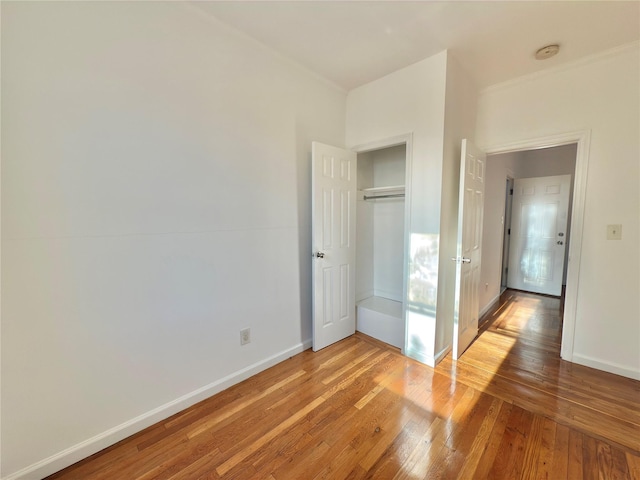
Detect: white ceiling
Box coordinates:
(192, 1, 640, 91)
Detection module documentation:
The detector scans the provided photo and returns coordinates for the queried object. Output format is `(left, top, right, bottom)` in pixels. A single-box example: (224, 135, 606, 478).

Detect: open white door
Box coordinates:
(453, 139, 485, 359)
(311, 142, 357, 351)
(507, 174, 571, 296)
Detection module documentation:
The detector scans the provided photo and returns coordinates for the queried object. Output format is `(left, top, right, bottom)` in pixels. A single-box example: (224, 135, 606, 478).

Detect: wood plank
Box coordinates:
(216, 396, 326, 476)
(520, 414, 546, 479)
(535, 417, 557, 479)
(487, 405, 534, 479)
(550, 423, 570, 478)
(465, 401, 514, 479)
(186, 369, 307, 440)
(455, 396, 503, 478)
(567, 429, 585, 480)
(582, 434, 599, 480)
(627, 451, 640, 480)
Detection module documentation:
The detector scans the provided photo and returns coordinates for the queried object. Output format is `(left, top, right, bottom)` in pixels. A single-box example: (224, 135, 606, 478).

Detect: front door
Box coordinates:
(453, 139, 486, 359)
(311, 142, 357, 351)
(507, 174, 571, 296)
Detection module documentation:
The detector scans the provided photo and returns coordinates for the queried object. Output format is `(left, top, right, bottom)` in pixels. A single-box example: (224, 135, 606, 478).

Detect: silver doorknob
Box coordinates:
(315, 252, 325, 258)
(450, 257, 471, 263)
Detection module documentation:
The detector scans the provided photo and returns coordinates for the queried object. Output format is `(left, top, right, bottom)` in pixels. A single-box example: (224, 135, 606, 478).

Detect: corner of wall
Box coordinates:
(435, 50, 480, 352)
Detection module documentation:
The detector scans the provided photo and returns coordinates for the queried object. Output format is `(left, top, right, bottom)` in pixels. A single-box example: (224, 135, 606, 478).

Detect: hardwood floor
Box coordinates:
(48, 290, 640, 479)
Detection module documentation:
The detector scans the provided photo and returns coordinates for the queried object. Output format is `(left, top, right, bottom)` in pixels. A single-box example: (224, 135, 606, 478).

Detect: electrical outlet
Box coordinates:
(240, 328, 251, 345)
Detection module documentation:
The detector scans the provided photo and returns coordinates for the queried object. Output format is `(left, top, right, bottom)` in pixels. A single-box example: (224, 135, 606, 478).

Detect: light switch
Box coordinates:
(607, 224, 622, 240)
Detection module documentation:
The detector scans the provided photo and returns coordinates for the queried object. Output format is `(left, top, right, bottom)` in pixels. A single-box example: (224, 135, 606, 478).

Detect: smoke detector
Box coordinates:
(535, 44, 560, 60)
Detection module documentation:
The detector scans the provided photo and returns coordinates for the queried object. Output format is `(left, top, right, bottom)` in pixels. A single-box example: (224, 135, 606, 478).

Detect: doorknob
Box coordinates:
(315, 252, 325, 259)
(450, 257, 471, 264)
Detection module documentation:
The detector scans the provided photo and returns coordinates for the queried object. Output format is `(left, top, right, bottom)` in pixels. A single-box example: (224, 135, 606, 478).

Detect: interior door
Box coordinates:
(311, 142, 357, 351)
(507, 174, 571, 296)
(453, 139, 485, 359)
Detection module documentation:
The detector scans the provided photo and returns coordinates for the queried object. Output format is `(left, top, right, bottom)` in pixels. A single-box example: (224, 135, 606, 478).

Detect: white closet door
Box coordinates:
(311, 142, 357, 351)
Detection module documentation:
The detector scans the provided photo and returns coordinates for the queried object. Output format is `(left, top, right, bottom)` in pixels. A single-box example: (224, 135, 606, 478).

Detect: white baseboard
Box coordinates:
(405, 348, 435, 367)
(405, 344, 451, 368)
(433, 344, 451, 366)
(479, 294, 501, 318)
(571, 353, 640, 381)
(4, 339, 313, 480)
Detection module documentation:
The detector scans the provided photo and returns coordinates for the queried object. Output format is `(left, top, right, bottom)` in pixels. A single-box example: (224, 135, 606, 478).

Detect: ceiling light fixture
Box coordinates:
(535, 44, 560, 60)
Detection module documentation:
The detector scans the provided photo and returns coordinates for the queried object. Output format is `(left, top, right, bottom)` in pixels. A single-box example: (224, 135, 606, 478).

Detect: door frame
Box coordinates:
(500, 175, 514, 292)
(483, 130, 590, 362)
(350, 133, 413, 354)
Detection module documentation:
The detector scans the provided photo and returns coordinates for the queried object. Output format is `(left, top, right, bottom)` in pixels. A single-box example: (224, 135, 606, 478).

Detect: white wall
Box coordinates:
(347, 52, 448, 365)
(371, 146, 405, 302)
(440, 54, 479, 355)
(346, 52, 479, 365)
(355, 146, 406, 304)
(372, 145, 406, 187)
(476, 43, 640, 379)
(1, 2, 345, 478)
(481, 144, 577, 311)
(356, 152, 375, 302)
(518, 144, 577, 178)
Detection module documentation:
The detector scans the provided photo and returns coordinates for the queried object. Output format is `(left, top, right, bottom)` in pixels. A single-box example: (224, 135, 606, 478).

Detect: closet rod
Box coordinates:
(363, 193, 405, 201)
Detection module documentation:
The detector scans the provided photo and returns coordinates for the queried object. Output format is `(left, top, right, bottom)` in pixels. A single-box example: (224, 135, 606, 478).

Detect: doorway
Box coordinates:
(490, 145, 576, 299)
(482, 130, 590, 362)
(311, 135, 412, 352)
(355, 143, 408, 349)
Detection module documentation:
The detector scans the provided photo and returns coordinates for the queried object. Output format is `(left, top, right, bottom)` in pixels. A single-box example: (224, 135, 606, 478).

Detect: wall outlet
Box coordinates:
(240, 328, 251, 345)
(607, 224, 622, 240)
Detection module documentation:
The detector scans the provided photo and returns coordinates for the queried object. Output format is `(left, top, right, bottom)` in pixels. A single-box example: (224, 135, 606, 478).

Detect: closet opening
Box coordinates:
(355, 143, 408, 349)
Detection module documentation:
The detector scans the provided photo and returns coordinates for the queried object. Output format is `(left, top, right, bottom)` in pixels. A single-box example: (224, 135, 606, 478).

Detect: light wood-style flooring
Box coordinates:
(48, 289, 640, 479)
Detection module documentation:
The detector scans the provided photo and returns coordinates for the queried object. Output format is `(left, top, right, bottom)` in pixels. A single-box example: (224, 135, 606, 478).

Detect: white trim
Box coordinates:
(479, 293, 501, 318)
(483, 130, 591, 364)
(404, 347, 435, 368)
(0, 1, 3, 470)
(3, 340, 312, 480)
(572, 354, 640, 381)
(405, 343, 451, 368)
(349, 133, 413, 155)
(434, 344, 451, 366)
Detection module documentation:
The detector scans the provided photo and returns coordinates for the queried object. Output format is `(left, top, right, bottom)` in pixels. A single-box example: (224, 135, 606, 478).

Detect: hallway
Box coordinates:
(436, 289, 640, 455)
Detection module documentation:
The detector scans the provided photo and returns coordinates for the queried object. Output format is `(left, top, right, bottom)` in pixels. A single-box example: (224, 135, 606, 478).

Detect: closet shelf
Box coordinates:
(361, 185, 405, 200)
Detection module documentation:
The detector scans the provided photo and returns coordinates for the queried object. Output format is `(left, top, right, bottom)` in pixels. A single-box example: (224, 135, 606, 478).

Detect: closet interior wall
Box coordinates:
(355, 144, 406, 348)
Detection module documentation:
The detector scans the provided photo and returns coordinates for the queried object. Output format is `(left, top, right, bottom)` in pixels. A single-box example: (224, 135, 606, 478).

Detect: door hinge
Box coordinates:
(510, 188, 513, 195)
(508, 228, 511, 235)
